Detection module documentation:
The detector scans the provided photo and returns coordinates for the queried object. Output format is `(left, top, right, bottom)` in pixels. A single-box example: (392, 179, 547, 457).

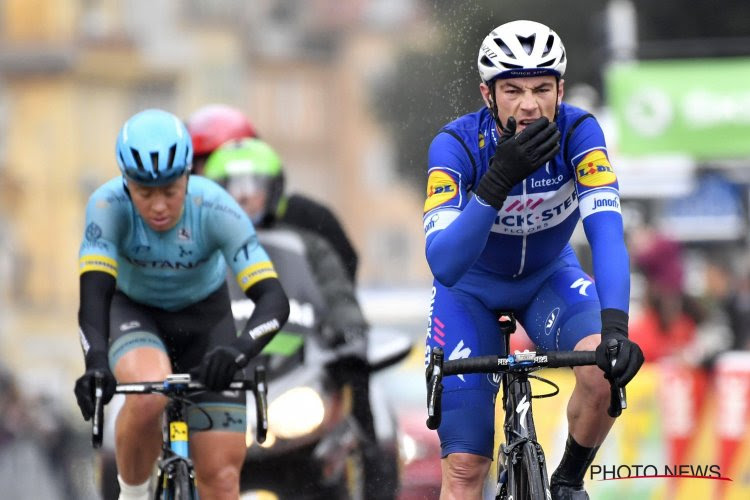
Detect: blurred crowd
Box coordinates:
(628, 223, 750, 366)
(0, 363, 94, 499)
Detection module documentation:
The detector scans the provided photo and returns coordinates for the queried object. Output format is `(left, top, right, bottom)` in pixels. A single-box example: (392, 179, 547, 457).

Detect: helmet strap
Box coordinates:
(487, 81, 503, 131)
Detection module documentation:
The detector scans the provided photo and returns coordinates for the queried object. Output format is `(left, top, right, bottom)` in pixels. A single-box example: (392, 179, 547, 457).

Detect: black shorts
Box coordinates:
(108, 283, 247, 433)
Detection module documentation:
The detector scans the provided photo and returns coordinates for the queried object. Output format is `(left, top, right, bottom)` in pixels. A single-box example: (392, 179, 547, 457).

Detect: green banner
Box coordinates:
(606, 58, 750, 158)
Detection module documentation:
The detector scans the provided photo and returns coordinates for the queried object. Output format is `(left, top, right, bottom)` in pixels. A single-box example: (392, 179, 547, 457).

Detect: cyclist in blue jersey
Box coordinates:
(73, 109, 290, 500)
(423, 20, 644, 499)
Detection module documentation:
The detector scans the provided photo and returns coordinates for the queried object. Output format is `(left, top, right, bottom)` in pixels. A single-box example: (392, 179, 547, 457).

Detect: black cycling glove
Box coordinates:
(475, 116, 561, 209)
(595, 309, 645, 387)
(194, 344, 249, 391)
(74, 350, 117, 421)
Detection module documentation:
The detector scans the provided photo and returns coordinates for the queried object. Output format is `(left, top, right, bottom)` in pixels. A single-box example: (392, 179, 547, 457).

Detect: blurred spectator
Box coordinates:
(628, 225, 734, 366)
(628, 226, 696, 362)
(728, 269, 750, 350)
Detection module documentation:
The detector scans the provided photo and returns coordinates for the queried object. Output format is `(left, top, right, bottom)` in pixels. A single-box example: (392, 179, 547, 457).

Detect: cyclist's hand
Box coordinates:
(596, 309, 644, 387)
(596, 333, 644, 386)
(195, 345, 248, 391)
(74, 368, 116, 421)
(475, 116, 561, 209)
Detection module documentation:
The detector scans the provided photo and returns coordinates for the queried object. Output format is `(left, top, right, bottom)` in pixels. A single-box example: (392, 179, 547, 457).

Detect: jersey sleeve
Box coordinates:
(568, 118, 630, 312)
(205, 189, 278, 292)
(423, 132, 498, 287)
(78, 185, 122, 279)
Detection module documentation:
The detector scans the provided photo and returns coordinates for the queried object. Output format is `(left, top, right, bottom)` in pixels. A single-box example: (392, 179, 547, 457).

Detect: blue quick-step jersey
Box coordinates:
(423, 102, 629, 312)
(79, 175, 277, 311)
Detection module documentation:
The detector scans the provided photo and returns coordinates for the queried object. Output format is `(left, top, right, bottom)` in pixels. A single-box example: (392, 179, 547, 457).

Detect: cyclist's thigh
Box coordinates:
(519, 265, 601, 351)
(109, 290, 171, 380)
(157, 283, 247, 434)
(426, 282, 503, 459)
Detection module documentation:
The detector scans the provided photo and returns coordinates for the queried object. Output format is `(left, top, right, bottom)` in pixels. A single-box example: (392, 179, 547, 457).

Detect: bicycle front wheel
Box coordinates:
(170, 460, 195, 500)
(509, 442, 548, 500)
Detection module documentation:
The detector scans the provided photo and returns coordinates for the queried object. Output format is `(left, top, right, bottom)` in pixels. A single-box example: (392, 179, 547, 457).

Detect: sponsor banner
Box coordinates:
(579, 188, 621, 219)
(424, 169, 460, 213)
(607, 58, 750, 158)
(423, 209, 460, 237)
(491, 180, 577, 235)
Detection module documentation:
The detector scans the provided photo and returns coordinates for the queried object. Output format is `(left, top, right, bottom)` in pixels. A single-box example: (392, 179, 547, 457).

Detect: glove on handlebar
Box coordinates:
(595, 309, 645, 387)
(475, 116, 561, 209)
(74, 350, 116, 420)
(195, 343, 249, 392)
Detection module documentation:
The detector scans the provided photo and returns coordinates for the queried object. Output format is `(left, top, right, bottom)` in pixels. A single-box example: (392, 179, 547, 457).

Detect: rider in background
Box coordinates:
(423, 20, 644, 499)
(186, 104, 359, 282)
(203, 138, 395, 499)
(73, 109, 289, 500)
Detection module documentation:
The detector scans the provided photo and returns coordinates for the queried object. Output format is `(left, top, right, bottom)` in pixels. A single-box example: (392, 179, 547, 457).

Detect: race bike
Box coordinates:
(96, 227, 411, 500)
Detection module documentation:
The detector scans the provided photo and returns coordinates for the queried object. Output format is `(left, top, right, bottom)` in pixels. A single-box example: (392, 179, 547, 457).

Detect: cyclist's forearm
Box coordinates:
(425, 196, 497, 286)
(236, 278, 290, 355)
(78, 271, 116, 367)
(583, 212, 630, 312)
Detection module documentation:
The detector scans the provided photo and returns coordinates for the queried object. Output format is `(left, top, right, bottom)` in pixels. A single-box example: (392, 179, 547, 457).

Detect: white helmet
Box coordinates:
(478, 20, 567, 82)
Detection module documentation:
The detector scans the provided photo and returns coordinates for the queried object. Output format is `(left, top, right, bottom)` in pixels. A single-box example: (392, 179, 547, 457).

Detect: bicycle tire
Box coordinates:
(508, 442, 548, 500)
(171, 460, 194, 500)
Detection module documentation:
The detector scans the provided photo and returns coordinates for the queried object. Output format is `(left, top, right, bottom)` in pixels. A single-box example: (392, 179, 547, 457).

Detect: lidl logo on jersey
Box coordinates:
(424, 169, 459, 212)
(491, 180, 578, 235)
(575, 150, 616, 187)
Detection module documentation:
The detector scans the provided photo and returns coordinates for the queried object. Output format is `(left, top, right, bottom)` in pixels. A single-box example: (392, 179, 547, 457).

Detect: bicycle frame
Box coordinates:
(92, 369, 268, 500)
(425, 314, 625, 500)
(154, 374, 197, 499)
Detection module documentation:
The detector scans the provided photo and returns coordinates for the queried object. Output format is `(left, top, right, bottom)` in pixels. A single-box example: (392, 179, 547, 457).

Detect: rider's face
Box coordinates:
(481, 75, 563, 133)
(129, 175, 187, 232)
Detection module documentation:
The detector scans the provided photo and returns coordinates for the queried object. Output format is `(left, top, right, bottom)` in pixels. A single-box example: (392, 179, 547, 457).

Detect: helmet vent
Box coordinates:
(495, 39, 515, 57)
(131, 148, 145, 171)
(151, 152, 159, 173)
(480, 55, 493, 67)
(543, 35, 555, 57)
(538, 59, 554, 68)
(517, 35, 536, 56)
(166, 144, 176, 170)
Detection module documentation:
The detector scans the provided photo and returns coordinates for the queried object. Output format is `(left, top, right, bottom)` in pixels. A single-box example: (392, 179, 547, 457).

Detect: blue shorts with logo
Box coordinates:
(425, 254, 601, 458)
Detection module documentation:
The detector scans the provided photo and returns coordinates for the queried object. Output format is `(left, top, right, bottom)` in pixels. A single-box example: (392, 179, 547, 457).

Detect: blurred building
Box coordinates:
(0, 0, 430, 394)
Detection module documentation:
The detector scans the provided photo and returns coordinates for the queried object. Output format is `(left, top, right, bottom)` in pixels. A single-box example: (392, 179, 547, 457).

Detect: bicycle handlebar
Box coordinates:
(91, 366, 269, 448)
(425, 347, 627, 430)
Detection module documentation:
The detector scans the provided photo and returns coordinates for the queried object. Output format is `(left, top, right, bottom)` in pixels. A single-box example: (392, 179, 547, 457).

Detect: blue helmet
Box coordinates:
(116, 109, 193, 186)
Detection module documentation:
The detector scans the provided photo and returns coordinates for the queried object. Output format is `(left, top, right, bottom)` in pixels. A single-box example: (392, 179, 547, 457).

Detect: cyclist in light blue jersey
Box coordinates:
(73, 109, 290, 500)
(423, 20, 644, 500)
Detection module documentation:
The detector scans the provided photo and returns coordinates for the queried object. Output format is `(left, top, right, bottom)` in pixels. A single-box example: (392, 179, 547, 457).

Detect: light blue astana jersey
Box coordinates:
(79, 176, 277, 311)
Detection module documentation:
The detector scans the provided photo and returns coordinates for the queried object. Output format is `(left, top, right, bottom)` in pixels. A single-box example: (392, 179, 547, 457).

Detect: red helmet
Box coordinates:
(186, 104, 258, 155)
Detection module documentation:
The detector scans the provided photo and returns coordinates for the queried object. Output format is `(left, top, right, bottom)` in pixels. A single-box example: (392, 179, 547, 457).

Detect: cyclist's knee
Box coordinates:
(574, 364, 611, 405)
(196, 463, 240, 497)
(444, 452, 490, 486)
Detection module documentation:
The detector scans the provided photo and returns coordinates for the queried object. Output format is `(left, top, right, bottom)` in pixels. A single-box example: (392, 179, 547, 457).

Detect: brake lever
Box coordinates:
(426, 347, 444, 430)
(605, 339, 627, 418)
(253, 365, 268, 444)
(92, 372, 105, 449)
